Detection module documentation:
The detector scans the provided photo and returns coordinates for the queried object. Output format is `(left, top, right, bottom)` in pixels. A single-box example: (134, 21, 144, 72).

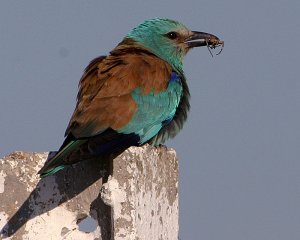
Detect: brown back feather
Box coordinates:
(65, 39, 172, 138)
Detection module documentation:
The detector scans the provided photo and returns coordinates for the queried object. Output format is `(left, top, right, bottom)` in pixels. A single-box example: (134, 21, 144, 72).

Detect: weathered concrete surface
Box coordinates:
(101, 146, 179, 240)
(0, 145, 179, 240)
(0, 151, 110, 240)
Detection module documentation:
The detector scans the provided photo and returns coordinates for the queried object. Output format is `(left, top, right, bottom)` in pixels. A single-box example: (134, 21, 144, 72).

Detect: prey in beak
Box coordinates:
(185, 31, 224, 56)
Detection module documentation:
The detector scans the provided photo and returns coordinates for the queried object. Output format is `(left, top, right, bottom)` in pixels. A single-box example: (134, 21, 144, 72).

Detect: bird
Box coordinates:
(38, 18, 223, 177)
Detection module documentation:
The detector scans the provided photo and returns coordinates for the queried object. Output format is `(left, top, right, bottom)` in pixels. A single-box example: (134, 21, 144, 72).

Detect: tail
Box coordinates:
(38, 139, 87, 177)
(39, 129, 140, 177)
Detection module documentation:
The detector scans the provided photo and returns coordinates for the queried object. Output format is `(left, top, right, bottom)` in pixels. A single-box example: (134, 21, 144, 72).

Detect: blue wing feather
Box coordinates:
(118, 71, 183, 144)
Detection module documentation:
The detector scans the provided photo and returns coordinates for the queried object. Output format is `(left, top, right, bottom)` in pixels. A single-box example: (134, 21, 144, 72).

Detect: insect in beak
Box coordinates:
(206, 38, 224, 57)
(185, 31, 224, 57)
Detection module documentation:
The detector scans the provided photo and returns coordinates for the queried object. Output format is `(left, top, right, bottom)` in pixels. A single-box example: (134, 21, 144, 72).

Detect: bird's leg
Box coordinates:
(156, 144, 168, 151)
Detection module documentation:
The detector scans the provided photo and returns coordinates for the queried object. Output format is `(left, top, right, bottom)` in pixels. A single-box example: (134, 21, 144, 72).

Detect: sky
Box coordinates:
(1, 1, 300, 239)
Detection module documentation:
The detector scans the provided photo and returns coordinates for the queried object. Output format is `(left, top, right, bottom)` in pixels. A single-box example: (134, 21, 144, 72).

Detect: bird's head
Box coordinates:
(126, 18, 223, 71)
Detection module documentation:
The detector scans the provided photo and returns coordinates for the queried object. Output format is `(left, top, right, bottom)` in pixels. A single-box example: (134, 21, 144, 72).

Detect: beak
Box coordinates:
(185, 31, 223, 48)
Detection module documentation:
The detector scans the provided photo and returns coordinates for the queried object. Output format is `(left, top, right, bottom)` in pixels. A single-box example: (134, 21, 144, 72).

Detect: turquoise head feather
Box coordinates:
(127, 18, 192, 71)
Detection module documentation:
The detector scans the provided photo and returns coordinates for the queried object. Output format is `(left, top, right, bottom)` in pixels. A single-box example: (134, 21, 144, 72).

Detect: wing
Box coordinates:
(148, 71, 190, 145)
(65, 43, 173, 139)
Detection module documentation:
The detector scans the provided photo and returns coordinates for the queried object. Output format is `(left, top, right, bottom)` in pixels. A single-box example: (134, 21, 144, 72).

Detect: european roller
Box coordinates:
(38, 18, 223, 177)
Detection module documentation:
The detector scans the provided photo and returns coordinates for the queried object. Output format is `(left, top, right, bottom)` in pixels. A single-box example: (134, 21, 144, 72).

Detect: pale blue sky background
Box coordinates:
(1, 1, 300, 239)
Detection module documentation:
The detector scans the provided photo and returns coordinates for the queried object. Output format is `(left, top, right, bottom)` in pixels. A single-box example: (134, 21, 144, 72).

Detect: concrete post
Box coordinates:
(0, 145, 179, 240)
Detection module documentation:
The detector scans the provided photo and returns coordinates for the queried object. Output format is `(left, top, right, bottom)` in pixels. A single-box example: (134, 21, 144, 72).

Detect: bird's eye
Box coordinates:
(166, 32, 178, 40)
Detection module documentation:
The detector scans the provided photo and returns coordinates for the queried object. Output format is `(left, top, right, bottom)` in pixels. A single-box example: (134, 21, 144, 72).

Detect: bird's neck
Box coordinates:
(114, 38, 184, 73)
